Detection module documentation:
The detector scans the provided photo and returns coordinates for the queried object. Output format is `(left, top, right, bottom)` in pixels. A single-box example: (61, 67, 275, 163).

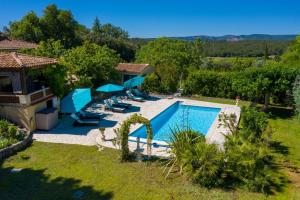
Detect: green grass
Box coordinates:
(190, 95, 251, 107)
(1, 96, 300, 200)
(0, 143, 266, 200)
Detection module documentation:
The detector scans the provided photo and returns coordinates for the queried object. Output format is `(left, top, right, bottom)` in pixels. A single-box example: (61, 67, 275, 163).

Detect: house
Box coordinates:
(0, 39, 38, 52)
(116, 63, 154, 83)
(0, 52, 58, 131)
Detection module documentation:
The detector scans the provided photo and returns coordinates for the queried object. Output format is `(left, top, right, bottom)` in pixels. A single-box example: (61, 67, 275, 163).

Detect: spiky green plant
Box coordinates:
(182, 141, 224, 187)
(164, 127, 204, 178)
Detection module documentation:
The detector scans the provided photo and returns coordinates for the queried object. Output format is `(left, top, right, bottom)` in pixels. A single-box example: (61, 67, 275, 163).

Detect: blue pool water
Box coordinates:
(130, 101, 221, 142)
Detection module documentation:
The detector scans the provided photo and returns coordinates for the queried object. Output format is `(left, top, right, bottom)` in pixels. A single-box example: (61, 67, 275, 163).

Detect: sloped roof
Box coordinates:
(0, 52, 57, 70)
(0, 39, 38, 50)
(116, 63, 151, 74)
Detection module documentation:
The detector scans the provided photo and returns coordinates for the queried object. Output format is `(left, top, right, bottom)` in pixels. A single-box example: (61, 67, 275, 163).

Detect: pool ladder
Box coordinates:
(181, 106, 190, 129)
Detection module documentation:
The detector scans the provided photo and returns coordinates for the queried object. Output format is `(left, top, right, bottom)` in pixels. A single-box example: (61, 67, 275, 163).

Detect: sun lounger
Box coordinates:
(104, 99, 125, 113)
(77, 110, 102, 120)
(133, 89, 150, 99)
(126, 90, 144, 102)
(70, 113, 99, 126)
(111, 96, 131, 108)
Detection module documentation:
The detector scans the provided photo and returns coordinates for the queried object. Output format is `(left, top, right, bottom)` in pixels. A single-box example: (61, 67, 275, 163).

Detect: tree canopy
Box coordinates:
(61, 42, 120, 88)
(137, 38, 200, 92)
(282, 36, 300, 68)
(8, 4, 81, 47)
(88, 17, 136, 61)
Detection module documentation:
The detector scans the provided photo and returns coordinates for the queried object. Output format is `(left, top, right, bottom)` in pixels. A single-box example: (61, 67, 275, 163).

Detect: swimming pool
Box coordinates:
(130, 101, 221, 142)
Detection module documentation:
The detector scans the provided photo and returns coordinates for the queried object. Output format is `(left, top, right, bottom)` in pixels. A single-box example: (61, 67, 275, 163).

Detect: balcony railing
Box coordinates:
(0, 87, 53, 105)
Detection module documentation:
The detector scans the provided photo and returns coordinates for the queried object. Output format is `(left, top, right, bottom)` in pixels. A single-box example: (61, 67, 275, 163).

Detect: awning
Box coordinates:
(60, 88, 91, 113)
(123, 76, 145, 89)
(96, 84, 124, 93)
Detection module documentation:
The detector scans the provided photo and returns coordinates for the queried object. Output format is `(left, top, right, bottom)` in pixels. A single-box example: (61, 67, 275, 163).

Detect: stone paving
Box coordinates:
(33, 97, 241, 157)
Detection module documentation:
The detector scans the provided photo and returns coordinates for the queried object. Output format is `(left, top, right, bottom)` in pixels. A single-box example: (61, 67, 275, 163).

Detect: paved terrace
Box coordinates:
(34, 97, 241, 157)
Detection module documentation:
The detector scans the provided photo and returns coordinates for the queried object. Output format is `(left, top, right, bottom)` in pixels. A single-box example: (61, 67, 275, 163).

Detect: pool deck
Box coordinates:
(33, 97, 241, 157)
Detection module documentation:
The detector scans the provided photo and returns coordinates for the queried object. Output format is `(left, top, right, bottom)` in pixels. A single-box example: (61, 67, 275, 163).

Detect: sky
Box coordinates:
(0, 0, 300, 38)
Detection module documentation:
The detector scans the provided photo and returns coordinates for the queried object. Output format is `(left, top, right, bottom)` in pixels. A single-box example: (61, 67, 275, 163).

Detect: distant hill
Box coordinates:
(173, 34, 298, 41)
(133, 34, 298, 42)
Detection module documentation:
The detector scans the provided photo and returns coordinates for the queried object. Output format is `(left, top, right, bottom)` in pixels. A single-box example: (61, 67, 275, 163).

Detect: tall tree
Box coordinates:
(88, 18, 135, 61)
(40, 4, 79, 47)
(8, 4, 82, 48)
(191, 38, 204, 68)
(136, 38, 194, 92)
(9, 11, 43, 42)
(89, 17, 102, 43)
(264, 42, 269, 60)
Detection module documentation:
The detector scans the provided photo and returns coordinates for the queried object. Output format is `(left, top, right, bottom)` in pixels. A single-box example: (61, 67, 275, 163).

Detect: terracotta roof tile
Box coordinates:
(0, 39, 38, 50)
(0, 52, 57, 70)
(116, 63, 150, 74)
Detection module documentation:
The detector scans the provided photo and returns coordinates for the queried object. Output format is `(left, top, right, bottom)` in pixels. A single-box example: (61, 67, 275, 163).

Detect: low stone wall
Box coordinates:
(0, 130, 32, 159)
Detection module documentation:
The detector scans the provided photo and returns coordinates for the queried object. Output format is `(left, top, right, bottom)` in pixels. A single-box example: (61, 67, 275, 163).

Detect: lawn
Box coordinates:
(1, 96, 300, 200)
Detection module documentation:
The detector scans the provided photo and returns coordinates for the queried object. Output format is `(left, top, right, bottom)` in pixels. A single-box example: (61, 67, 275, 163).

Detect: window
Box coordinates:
(0, 76, 13, 93)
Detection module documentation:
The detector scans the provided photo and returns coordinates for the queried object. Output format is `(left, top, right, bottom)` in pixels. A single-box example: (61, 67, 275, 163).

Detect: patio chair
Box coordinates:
(111, 96, 131, 108)
(70, 113, 99, 126)
(126, 90, 144, 102)
(133, 89, 150, 99)
(77, 110, 102, 120)
(104, 99, 125, 113)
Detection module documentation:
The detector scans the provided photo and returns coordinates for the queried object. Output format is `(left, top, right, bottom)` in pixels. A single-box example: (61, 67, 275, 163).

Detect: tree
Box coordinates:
(9, 11, 43, 42)
(293, 75, 300, 122)
(191, 38, 204, 68)
(22, 39, 66, 58)
(282, 36, 300, 68)
(89, 17, 102, 44)
(136, 38, 193, 92)
(40, 4, 80, 47)
(0, 31, 8, 40)
(8, 4, 82, 48)
(264, 42, 269, 60)
(88, 18, 135, 61)
(61, 42, 120, 88)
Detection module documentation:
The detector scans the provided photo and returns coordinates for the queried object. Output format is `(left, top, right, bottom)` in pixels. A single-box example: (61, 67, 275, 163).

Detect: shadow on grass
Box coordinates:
(0, 160, 113, 200)
(270, 141, 290, 156)
(267, 106, 294, 119)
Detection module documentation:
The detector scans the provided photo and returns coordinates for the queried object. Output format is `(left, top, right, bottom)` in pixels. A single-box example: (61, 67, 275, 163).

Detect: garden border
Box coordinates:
(0, 130, 32, 159)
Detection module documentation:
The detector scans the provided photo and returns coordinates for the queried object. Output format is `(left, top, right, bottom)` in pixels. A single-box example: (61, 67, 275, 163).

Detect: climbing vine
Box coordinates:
(119, 114, 152, 161)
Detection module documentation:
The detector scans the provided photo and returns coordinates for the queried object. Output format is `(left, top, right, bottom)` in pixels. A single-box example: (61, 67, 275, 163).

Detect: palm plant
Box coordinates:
(182, 141, 224, 187)
(164, 127, 204, 178)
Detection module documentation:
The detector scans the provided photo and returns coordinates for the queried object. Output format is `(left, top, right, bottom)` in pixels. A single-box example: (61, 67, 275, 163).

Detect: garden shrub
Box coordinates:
(142, 73, 162, 93)
(240, 106, 269, 142)
(222, 107, 280, 193)
(182, 141, 224, 187)
(184, 66, 298, 107)
(184, 70, 235, 98)
(0, 119, 24, 149)
(165, 128, 224, 187)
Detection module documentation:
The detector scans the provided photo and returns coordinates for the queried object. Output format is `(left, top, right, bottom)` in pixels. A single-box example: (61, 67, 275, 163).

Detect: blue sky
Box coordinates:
(1, 0, 299, 38)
